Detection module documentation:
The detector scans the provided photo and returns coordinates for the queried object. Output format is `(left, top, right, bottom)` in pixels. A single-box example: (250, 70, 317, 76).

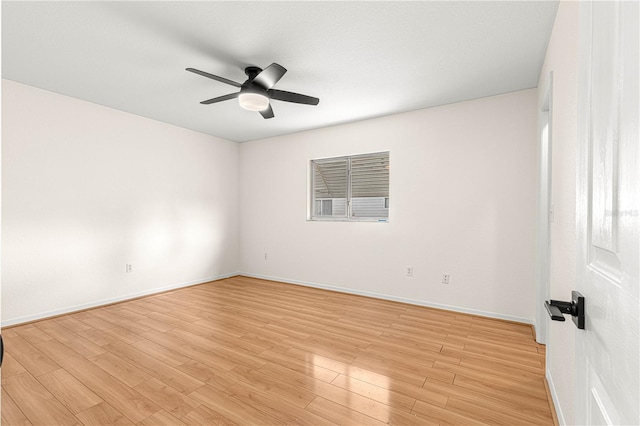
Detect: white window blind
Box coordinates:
(310, 152, 389, 221)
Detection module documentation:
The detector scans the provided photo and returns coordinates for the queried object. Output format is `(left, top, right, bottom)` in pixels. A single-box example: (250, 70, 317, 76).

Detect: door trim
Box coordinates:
(535, 71, 553, 345)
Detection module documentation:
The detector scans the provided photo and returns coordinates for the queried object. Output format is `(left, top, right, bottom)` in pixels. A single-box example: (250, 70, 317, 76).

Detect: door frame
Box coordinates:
(535, 72, 553, 345)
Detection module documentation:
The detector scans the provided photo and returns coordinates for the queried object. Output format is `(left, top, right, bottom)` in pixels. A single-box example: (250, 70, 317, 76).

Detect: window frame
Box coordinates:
(309, 151, 389, 223)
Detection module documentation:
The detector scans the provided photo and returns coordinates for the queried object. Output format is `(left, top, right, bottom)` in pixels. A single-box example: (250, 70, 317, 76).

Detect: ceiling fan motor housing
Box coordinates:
(244, 66, 263, 81)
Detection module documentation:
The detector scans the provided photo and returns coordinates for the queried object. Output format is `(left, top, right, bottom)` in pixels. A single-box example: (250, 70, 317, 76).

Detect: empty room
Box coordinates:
(1, 1, 638, 425)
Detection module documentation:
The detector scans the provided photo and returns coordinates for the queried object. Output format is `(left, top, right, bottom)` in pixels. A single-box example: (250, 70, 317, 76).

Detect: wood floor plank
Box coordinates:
(63, 336, 107, 358)
(412, 399, 490, 426)
(331, 373, 417, 412)
(441, 346, 545, 376)
(455, 352, 546, 381)
(35, 321, 80, 343)
(240, 327, 290, 349)
(136, 316, 174, 333)
(1, 389, 33, 426)
(133, 378, 201, 419)
(200, 315, 270, 338)
(283, 336, 358, 365)
(376, 331, 444, 354)
(3, 330, 39, 357)
(452, 374, 551, 411)
(179, 324, 274, 354)
(56, 317, 92, 333)
(227, 364, 317, 408)
(102, 339, 205, 393)
(147, 300, 203, 323)
(176, 359, 237, 390)
(181, 405, 239, 426)
(129, 337, 192, 367)
(437, 361, 549, 400)
(139, 329, 238, 372)
(253, 360, 344, 396)
(359, 341, 439, 370)
(168, 327, 269, 360)
(55, 356, 160, 423)
(263, 320, 312, 340)
(462, 340, 546, 366)
(2, 372, 81, 426)
(72, 313, 114, 331)
(36, 368, 103, 414)
(284, 347, 360, 375)
(88, 351, 152, 388)
(351, 353, 451, 386)
(13, 326, 54, 345)
(138, 410, 188, 426)
(305, 396, 388, 426)
(101, 325, 144, 345)
(76, 327, 118, 346)
(255, 361, 425, 425)
(188, 384, 285, 425)
(1, 276, 555, 426)
(467, 328, 541, 351)
(471, 317, 534, 336)
(423, 376, 552, 422)
(33, 339, 83, 364)
(1, 353, 28, 378)
(454, 384, 552, 424)
(107, 307, 149, 322)
(225, 381, 336, 426)
(212, 345, 270, 370)
(257, 347, 340, 383)
(11, 349, 60, 377)
(90, 309, 154, 335)
(445, 396, 546, 426)
(75, 401, 134, 426)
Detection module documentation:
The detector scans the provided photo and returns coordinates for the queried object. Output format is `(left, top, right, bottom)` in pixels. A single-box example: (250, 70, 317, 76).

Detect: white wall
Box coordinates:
(239, 89, 538, 323)
(536, 2, 580, 425)
(1, 80, 240, 326)
(2, 80, 540, 327)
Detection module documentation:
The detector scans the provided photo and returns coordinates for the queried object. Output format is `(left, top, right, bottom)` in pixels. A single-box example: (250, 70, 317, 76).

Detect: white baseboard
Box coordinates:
(4, 271, 534, 328)
(1, 272, 238, 327)
(546, 369, 566, 425)
(239, 272, 534, 325)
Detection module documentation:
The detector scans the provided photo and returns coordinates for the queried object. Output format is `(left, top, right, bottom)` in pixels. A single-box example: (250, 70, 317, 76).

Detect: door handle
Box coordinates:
(544, 290, 585, 329)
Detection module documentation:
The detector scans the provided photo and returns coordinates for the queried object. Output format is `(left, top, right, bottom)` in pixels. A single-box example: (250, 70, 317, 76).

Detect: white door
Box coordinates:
(576, 1, 639, 425)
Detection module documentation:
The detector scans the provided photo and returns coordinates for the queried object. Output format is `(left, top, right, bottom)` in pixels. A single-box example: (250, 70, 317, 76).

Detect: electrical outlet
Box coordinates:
(406, 266, 413, 277)
(442, 273, 450, 284)
(264, 252, 268, 261)
(126, 264, 133, 273)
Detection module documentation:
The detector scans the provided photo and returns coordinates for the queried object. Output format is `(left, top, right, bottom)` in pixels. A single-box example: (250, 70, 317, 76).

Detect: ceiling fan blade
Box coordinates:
(260, 104, 275, 119)
(186, 68, 242, 88)
(268, 89, 319, 106)
(200, 92, 239, 104)
(253, 63, 287, 89)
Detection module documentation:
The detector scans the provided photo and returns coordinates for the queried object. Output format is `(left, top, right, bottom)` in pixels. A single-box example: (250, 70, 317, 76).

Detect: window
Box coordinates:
(315, 199, 333, 216)
(310, 152, 389, 221)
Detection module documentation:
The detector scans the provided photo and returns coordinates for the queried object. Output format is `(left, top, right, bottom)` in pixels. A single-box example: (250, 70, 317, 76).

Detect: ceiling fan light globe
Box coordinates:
(238, 93, 269, 111)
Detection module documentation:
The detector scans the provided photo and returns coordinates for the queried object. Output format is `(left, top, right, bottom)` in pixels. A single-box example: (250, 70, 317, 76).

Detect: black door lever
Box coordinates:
(545, 301, 566, 321)
(544, 291, 585, 329)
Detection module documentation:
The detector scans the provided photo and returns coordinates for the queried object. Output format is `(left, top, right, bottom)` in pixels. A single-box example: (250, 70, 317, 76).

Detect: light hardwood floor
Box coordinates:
(1, 276, 555, 425)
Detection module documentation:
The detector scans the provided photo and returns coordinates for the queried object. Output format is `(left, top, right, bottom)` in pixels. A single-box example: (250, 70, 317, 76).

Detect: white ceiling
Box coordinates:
(2, 1, 558, 143)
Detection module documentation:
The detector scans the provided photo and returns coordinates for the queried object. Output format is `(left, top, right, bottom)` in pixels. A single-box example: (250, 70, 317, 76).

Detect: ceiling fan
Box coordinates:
(186, 63, 319, 119)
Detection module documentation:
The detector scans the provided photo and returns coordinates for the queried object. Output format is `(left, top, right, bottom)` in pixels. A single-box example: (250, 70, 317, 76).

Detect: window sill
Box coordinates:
(308, 217, 389, 223)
